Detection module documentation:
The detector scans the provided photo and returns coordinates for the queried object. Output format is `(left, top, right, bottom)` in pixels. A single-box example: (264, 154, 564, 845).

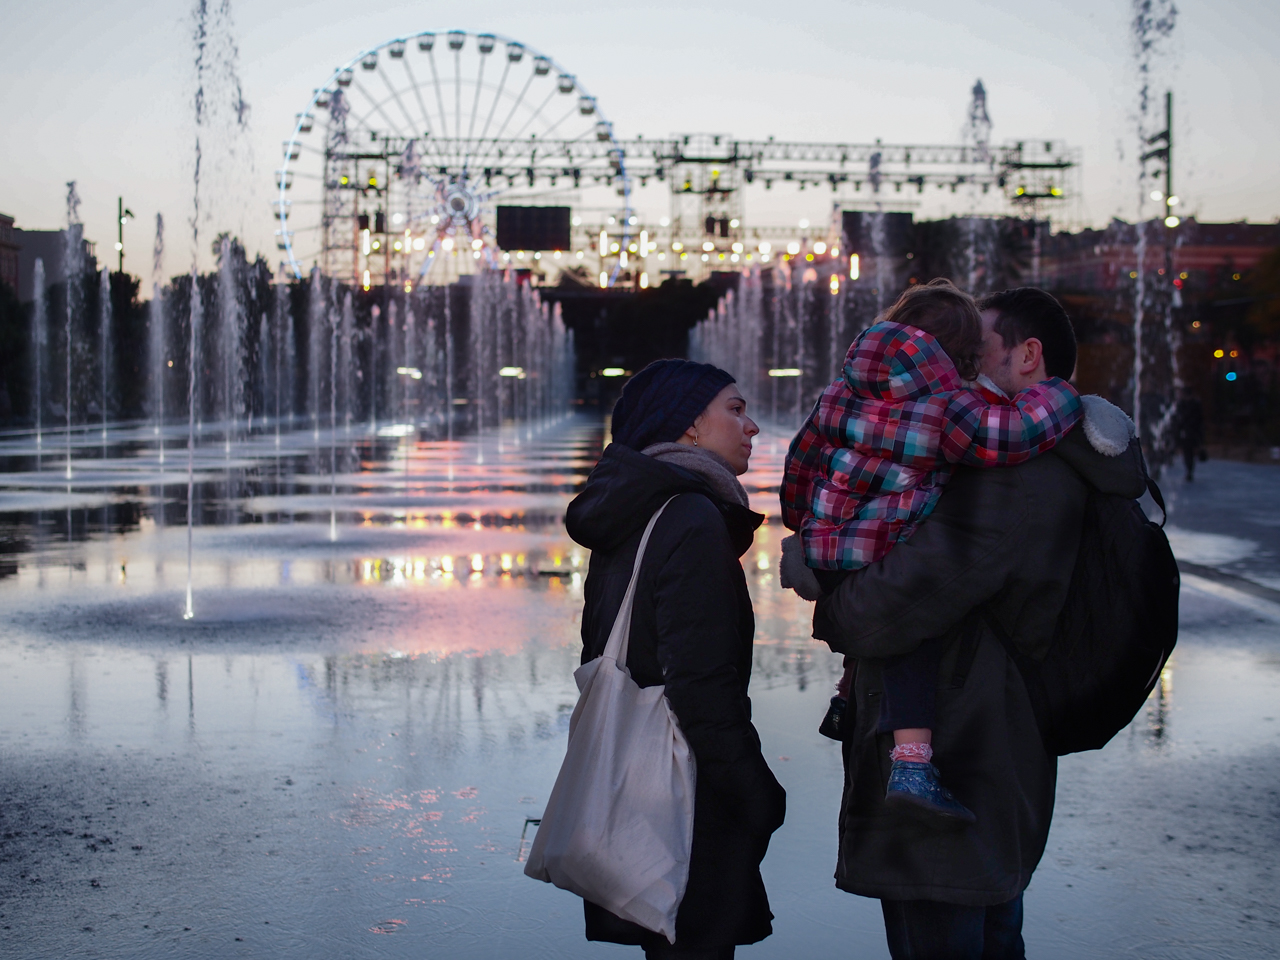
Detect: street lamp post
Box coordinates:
(116, 197, 136, 273)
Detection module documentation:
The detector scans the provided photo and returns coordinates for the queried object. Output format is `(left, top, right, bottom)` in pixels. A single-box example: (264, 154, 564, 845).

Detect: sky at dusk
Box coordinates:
(3, 0, 1278, 275)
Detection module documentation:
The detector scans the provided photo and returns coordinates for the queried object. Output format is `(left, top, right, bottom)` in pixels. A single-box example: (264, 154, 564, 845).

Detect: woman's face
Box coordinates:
(680, 383, 759, 475)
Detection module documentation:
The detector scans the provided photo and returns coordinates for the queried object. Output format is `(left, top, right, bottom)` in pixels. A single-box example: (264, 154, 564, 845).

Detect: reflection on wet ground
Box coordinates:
(0, 424, 1277, 959)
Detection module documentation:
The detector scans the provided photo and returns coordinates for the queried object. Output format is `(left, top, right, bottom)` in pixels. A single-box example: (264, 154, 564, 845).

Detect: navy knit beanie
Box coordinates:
(610, 359, 735, 451)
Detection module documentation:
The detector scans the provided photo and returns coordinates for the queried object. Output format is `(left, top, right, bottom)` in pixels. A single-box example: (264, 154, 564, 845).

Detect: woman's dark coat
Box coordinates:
(565, 443, 785, 951)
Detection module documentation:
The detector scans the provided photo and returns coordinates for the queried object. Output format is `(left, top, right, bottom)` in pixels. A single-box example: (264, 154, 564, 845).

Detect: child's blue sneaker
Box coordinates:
(885, 760, 976, 825)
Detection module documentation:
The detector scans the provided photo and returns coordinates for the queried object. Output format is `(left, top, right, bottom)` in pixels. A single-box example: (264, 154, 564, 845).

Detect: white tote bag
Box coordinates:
(525, 498, 695, 943)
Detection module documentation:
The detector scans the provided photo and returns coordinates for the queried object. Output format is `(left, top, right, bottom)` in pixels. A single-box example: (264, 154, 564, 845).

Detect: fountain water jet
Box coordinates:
(184, 269, 202, 620)
(99, 266, 112, 449)
(32, 259, 47, 452)
(64, 182, 83, 481)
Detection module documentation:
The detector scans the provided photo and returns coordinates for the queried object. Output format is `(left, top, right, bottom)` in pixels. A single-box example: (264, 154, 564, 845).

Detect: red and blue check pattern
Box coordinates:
(780, 322, 1082, 570)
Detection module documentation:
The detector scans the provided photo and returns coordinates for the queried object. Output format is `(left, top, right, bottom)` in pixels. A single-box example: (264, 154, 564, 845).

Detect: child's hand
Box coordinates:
(779, 535, 823, 601)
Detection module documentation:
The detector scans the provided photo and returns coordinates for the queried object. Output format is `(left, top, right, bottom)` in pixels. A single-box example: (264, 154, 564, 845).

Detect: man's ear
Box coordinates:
(1018, 338, 1044, 375)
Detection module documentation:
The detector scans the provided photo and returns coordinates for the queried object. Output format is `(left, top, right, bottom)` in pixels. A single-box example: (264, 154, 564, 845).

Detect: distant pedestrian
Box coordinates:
(1173, 387, 1205, 481)
(564, 359, 785, 959)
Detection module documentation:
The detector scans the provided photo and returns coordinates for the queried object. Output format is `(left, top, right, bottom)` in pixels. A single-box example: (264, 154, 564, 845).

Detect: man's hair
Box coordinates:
(978, 287, 1078, 380)
(879, 278, 983, 381)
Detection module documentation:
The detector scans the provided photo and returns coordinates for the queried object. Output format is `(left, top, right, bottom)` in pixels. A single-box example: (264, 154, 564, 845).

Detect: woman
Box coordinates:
(566, 359, 787, 960)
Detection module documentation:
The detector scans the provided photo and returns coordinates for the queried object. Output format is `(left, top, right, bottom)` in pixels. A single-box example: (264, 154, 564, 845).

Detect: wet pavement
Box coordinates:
(1, 423, 1277, 959)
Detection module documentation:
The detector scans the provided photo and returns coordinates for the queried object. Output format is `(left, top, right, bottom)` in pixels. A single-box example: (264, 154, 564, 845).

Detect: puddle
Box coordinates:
(0, 418, 1277, 958)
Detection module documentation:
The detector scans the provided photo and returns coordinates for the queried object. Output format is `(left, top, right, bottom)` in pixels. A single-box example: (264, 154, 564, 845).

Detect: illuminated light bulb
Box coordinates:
(1164, 215, 1180, 228)
(430, 214, 440, 224)
(672, 241, 684, 252)
(756, 551, 769, 571)
(831, 246, 840, 257)
(620, 250, 628, 268)
(534, 252, 542, 259)
(576, 250, 584, 259)
(640, 230, 648, 254)
(572, 216, 582, 226)
(805, 253, 814, 261)
(610, 242, 620, 253)
(701, 253, 710, 262)
(640, 271, 649, 289)
(1213, 349, 1225, 358)
(441, 556, 454, 573)
(412, 237, 425, 251)
(516, 251, 525, 260)
(657, 252, 666, 261)
(628, 243, 638, 253)
(702, 241, 715, 252)
(813, 241, 827, 254)
(760, 254, 770, 262)
(659, 217, 671, 227)
(371, 240, 381, 251)
(441, 237, 454, 251)
(830, 275, 840, 295)
(362, 269, 370, 290)
(786, 241, 801, 255)
(758, 241, 771, 254)
(470, 554, 484, 573)
(731, 242, 744, 253)
(599, 230, 608, 255)
(599, 272, 608, 288)
(553, 250, 562, 259)
(730, 253, 739, 262)
(501, 554, 513, 571)
(849, 253, 860, 280)
(680, 252, 687, 260)
(393, 240, 402, 251)
(472, 238, 483, 250)
(362, 227, 373, 254)
(1150, 190, 1164, 202)
(730, 218, 740, 228)
(473, 251, 481, 259)
(799, 218, 810, 228)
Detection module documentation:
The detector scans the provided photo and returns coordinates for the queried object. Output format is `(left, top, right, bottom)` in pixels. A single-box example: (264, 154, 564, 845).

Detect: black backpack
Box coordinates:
(982, 478, 1180, 756)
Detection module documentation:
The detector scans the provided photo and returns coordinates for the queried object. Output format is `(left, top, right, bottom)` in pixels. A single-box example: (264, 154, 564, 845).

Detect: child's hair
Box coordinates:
(877, 278, 984, 381)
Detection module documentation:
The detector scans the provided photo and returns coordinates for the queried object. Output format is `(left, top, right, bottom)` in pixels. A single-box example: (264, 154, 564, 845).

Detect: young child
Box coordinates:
(780, 279, 1082, 824)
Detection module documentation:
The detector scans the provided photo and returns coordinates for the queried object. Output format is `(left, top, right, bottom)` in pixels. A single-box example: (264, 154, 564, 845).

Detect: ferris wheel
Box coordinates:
(276, 30, 631, 284)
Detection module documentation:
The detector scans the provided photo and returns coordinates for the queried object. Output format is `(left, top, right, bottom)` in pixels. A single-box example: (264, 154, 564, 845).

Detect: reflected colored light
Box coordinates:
(499, 366, 525, 377)
(769, 368, 802, 377)
(756, 551, 769, 571)
(1226, 372, 1238, 381)
(1214, 349, 1225, 358)
(396, 366, 423, 379)
(830, 275, 840, 295)
(601, 367, 625, 377)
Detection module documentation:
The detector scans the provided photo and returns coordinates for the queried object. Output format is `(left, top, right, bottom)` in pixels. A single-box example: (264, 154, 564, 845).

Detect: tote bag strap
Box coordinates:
(601, 496, 678, 666)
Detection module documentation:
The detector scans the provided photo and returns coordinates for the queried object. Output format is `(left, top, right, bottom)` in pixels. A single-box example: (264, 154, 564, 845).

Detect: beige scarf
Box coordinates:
(641, 442, 750, 507)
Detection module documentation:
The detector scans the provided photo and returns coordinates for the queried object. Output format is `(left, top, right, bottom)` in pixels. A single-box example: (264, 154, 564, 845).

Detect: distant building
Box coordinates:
(0, 214, 19, 293)
(14, 225, 97, 302)
(1041, 218, 1280, 291)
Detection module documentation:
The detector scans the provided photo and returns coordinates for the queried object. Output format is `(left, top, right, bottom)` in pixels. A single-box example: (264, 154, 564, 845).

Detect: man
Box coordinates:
(1172, 387, 1205, 481)
(810, 288, 1147, 959)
